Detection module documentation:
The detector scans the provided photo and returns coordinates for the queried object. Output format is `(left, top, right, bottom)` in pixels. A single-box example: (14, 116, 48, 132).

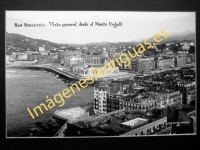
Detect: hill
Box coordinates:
(6, 32, 60, 52)
(144, 32, 195, 43)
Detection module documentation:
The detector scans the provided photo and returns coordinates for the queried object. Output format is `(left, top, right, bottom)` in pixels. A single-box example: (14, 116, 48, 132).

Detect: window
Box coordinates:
(77, 130, 81, 135)
(153, 127, 156, 132)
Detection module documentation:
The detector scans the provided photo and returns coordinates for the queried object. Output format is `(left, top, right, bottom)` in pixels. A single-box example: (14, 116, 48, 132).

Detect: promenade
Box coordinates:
(6, 62, 195, 81)
(7, 64, 81, 80)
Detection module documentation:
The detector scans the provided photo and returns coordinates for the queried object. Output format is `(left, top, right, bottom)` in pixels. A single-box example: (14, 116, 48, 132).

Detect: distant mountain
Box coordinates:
(129, 41, 138, 43)
(143, 32, 195, 43)
(6, 32, 60, 51)
(6, 31, 195, 54)
(183, 33, 195, 41)
(83, 41, 138, 49)
(85, 42, 114, 45)
(85, 32, 195, 47)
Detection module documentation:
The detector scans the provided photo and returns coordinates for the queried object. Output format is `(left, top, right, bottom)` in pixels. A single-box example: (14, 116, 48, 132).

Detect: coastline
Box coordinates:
(6, 67, 94, 137)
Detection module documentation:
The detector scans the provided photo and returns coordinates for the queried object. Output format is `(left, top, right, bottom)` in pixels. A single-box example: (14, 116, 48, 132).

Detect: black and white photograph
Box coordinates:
(6, 11, 196, 137)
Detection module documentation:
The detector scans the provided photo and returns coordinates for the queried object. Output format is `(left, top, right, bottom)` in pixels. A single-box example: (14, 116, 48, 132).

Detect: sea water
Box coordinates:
(6, 68, 93, 137)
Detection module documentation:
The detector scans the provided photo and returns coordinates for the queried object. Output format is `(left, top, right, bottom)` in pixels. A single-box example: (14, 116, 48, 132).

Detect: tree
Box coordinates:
(156, 43, 166, 51)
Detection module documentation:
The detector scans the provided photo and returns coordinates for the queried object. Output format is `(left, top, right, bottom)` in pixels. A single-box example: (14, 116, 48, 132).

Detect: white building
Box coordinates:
(93, 86, 109, 114)
(17, 53, 28, 60)
(6, 55, 10, 64)
(41, 52, 49, 56)
(189, 42, 194, 46)
(102, 48, 108, 57)
(70, 56, 83, 65)
(39, 47, 45, 52)
(71, 63, 130, 79)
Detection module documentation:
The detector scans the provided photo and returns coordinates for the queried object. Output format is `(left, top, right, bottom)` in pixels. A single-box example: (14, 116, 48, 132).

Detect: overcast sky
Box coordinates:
(6, 11, 195, 44)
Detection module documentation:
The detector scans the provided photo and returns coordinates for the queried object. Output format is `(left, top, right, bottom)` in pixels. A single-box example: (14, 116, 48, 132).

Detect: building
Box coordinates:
(110, 89, 182, 112)
(134, 73, 153, 82)
(164, 49, 173, 55)
(41, 51, 49, 56)
(17, 53, 28, 60)
(117, 93, 159, 113)
(63, 56, 72, 67)
(120, 116, 171, 136)
(130, 59, 138, 72)
(125, 57, 155, 73)
(137, 57, 155, 73)
(172, 105, 195, 134)
(189, 42, 194, 46)
(185, 54, 192, 64)
(177, 50, 189, 54)
(27, 53, 34, 60)
(158, 89, 182, 108)
(73, 50, 82, 56)
(31, 103, 195, 136)
(93, 80, 134, 114)
(93, 78, 183, 114)
(93, 85, 110, 114)
(176, 81, 195, 105)
(39, 47, 45, 52)
(70, 56, 84, 66)
(33, 55, 55, 64)
(181, 44, 190, 50)
(156, 57, 174, 69)
(84, 56, 100, 64)
(181, 69, 195, 80)
(83, 56, 107, 65)
(73, 64, 120, 77)
(186, 54, 195, 63)
(6, 55, 10, 64)
(141, 80, 164, 92)
(174, 55, 186, 67)
(11, 60, 36, 65)
(102, 48, 109, 57)
(60, 50, 82, 58)
(188, 111, 196, 133)
(93, 78, 182, 114)
(64, 109, 172, 136)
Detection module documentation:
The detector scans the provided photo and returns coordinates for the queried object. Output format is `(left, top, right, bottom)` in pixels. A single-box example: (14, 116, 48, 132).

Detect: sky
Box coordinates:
(6, 11, 195, 44)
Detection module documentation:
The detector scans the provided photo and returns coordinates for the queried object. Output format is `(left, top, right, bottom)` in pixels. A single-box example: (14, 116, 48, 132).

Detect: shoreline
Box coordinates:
(6, 65, 134, 81)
